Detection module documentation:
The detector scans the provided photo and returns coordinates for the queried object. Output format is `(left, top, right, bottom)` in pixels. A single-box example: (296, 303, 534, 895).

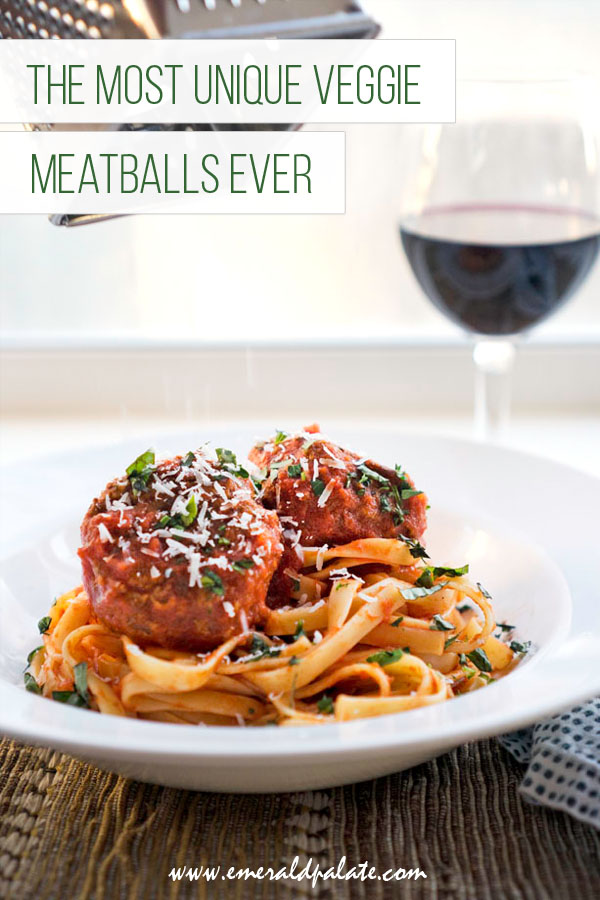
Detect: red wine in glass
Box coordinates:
(400, 204, 600, 337)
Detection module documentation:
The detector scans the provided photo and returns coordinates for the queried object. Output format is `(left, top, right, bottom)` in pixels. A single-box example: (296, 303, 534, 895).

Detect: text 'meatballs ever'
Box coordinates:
(79, 448, 283, 651)
(249, 425, 428, 604)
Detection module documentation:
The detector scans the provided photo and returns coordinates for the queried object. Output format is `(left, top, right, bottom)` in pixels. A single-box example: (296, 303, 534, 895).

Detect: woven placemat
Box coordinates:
(1, 736, 599, 900)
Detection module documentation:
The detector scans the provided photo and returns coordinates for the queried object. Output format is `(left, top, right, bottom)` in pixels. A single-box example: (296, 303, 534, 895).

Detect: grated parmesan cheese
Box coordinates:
(320, 458, 346, 470)
(315, 544, 329, 571)
(188, 553, 202, 588)
(317, 482, 334, 508)
(97, 523, 113, 543)
(213, 481, 229, 503)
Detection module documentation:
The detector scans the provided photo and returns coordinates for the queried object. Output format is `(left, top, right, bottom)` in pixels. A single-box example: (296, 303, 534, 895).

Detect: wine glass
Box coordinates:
(398, 76, 600, 440)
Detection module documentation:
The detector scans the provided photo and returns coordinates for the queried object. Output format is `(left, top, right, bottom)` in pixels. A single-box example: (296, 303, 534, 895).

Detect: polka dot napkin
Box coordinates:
(499, 698, 600, 830)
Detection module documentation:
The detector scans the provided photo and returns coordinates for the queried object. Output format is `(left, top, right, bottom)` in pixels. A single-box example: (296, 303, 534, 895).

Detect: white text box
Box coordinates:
(0, 130, 345, 214)
(0, 39, 455, 125)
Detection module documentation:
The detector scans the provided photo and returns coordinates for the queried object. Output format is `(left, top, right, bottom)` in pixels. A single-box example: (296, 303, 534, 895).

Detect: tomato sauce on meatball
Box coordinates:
(79, 448, 283, 651)
(249, 426, 427, 605)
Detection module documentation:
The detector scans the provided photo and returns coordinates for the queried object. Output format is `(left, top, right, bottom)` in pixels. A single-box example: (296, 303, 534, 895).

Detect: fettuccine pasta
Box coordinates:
(25, 537, 527, 726)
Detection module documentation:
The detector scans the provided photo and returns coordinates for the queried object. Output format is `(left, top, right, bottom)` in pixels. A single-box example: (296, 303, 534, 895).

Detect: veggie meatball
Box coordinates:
(79, 447, 283, 651)
(249, 426, 427, 604)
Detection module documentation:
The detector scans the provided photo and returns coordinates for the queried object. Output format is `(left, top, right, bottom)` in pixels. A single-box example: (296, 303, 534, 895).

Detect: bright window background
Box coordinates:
(1, 0, 600, 346)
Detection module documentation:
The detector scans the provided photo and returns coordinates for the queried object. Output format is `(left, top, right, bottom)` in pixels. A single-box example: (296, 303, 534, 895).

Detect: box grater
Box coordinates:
(0, 0, 380, 224)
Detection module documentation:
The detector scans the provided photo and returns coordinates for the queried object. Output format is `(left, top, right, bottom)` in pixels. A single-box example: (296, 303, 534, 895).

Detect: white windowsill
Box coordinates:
(1, 337, 599, 418)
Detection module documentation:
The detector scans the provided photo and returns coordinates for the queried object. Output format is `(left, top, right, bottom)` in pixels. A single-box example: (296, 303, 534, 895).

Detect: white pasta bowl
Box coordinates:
(1, 427, 599, 793)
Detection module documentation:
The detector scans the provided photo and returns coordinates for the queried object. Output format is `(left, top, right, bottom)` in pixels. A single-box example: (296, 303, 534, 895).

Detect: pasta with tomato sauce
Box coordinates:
(24, 428, 529, 726)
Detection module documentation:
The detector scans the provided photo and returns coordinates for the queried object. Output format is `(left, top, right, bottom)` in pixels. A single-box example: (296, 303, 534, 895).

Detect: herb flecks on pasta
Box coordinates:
(25, 535, 526, 726)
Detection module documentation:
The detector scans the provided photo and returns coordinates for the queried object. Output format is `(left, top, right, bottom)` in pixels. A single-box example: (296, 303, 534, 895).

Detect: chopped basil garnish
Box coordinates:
(126, 449, 155, 496)
(37, 616, 51, 635)
(181, 451, 195, 467)
(294, 620, 305, 639)
(288, 656, 300, 667)
(510, 640, 531, 655)
(400, 582, 445, 601)
(73, 661, 90, 705)
(379, 494, 392, 514)
(233, 559, 255, 573)
(356, 464, 389, 485)
(249, 635, 281, 660)
(496, 622, 515, 633)
(392, 508, 405, 526)
(126, 448, 155, 476)
(52, 690, 88, 707)
(216, 447, 236, 466)
(288, 464, 303, 477)
(317, 695, 334, 714)
(51, 660, 91, 708)
(415, 564, 469, 587)
(477, 582, 492, 599)
(201, 570, 224, 596)
(414, 569, 435, 588)
(391, 616, 404, 627)
(401, 488, 422, 500)
(274, 431, 288, 445)
(216, 448, 249, 479)
(155, 495, 198, 531)
(24, 672, 42, 694)
(367, 648, 404, 667)
(464, 648, 492, 673)
(311, 479, 326, 497)
(444, 635, 458, 650)
(401, 536, 430, 560)
(27, 645, 43, 666)
(430, 614, 454, 632)
(437, 564, 469, 578)
(291, 578, 301, 592)
(182, 495, 198, 527)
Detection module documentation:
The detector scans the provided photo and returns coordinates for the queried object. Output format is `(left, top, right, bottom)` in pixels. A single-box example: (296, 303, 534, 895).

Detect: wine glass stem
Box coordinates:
(473, 339, 516, 442)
